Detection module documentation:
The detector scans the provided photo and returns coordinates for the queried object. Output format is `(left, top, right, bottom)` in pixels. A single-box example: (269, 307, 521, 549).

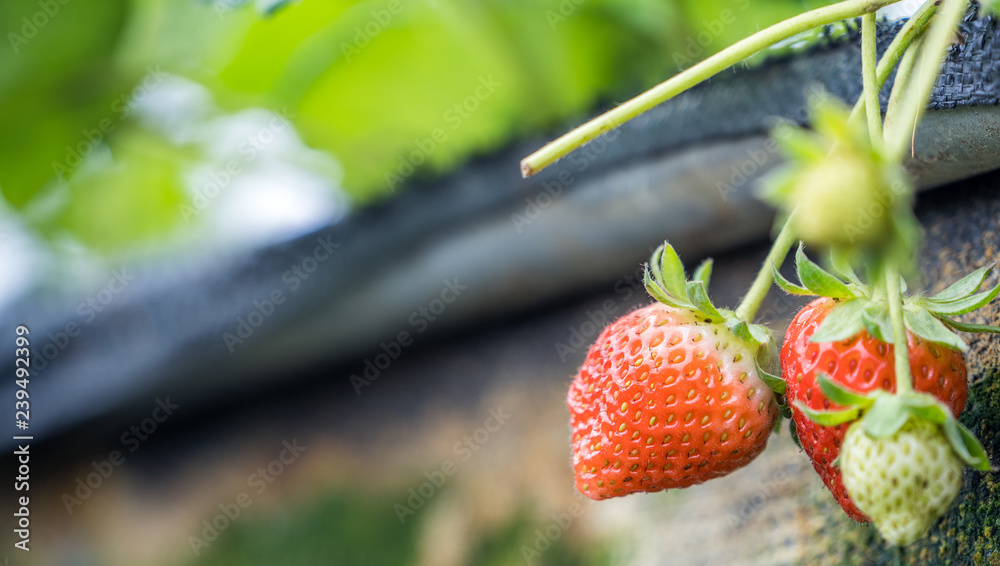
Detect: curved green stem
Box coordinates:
(735, 217, 798, 321)
(885, 0, 970, 161)
(861, 13, 884, 145)
(521, 0, 904, 177)
(882, 34, 925, 143)
(885, 262, 913, 394)
(847, 0, 938, 125)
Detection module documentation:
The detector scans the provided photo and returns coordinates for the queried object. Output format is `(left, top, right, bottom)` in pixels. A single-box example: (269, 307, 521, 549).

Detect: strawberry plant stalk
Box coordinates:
(847, 0, 937, 125)
(884, 262, 915, 394)
(734, 218, 799, 321)
(884, 0, 970, 160)
(882, 34, 925, 137)
(861, 13, 884, 144)
(520, 0, 904, 178)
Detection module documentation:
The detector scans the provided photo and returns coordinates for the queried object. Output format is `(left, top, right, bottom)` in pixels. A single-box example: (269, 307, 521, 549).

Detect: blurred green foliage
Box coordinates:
(0, 0, 829, 253)
(179, 490, 423, 565)
(178, 487, 610, 566)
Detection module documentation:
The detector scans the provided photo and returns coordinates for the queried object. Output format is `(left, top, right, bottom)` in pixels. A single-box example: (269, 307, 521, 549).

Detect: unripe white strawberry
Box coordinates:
(840, 419, 963, 546)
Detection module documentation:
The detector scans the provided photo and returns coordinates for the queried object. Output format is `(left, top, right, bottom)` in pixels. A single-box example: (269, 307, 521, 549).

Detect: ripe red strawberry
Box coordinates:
(772, 248, 1000, 524)
(783, 297, 968, 521)
(568, 244, 780, 500)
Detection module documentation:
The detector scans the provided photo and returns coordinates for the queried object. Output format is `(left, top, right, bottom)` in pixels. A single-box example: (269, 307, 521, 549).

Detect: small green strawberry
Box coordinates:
(761, 95, 915, 254)
(797, 374, 993, 545)
(839, 418, 963, 545)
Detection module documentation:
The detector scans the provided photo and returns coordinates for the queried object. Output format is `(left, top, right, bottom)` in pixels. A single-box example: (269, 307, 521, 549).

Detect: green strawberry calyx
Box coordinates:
(795, 374, 994, 472)
(772, 244, 1000, 353)
(644, 242, 784, 398)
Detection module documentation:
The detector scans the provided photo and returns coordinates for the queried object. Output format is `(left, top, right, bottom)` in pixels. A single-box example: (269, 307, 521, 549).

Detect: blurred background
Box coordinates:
(4, 0, 1000, 565)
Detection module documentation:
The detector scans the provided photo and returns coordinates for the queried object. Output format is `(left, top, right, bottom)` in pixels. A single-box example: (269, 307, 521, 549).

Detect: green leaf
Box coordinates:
(796, 245, 855, 299)
(771, 263, 812, 295)
(899, 393, 950, 424)
(756, 356, 786, 394)
(810, 299, 866, 343)
(789, 419, 802, 450)
(650, 243, 688, 300)
(861, 305, 892, 343)
(793, 401, 860, 427)
(955, 420, 995, 471)
(828, 249, 863, 287)
(747, 323, 772, 346)
(903, 307, 969, 351)
(729, 319, 755, 345)
(860, 395, 909, 438)
(927, 265, 994, 303)
(687, 281, 723, 322)
(816, 373, 871, 408)
(772, 122, 826, 162)
(644, 270, 689, 309)
(925, 282, 1000, 316)
(941, 417, 992, 471)
(938, 317, 1000, 334)
(692, 258, 713, 288)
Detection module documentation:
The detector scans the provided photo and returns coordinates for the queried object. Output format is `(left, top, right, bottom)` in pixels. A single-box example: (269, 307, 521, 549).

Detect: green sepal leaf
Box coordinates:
(692, 258, 713, 288)
(747, 322, 772, 346)
(650, 243, 689, 301)
(903, 307, 969, 351)
(796, 245, 855, 299)
(687, 281, 723, 322)
(771, 263, 812, 295)
(810, 299, 866, 343)
(828, 249, 863, 287)
(816, 373, 871, 408)
(728, 319, 760, 350)
(950, 419, 994, 471)
(861, 304, 892, 343)
(644, 270, 690, 309)
(898, 393, 950, 424)
(924, 282, 1000, 316)
(860, 395, 909, 438)
(756, 356, 786, 395)
(771, 121, 827, 162)
(789, 419, 802, 450)
(793, 401, 861, 427)
(927, 265, 995, 303)
(938, 317, 1000, 334)
(779, 401, 793, 420)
